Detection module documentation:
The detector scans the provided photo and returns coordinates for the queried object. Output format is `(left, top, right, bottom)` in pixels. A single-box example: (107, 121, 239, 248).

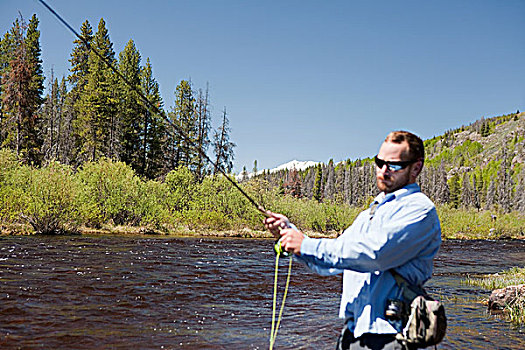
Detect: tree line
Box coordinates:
(0, 14, 235, 179)
(247, 112, 525, 214)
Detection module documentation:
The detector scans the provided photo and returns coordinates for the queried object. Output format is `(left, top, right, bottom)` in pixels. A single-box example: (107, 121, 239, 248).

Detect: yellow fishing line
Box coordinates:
(269, 254, 293, 350)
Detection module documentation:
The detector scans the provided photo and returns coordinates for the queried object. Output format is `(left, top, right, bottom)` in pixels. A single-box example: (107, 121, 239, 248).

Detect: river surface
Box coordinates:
(0, 235, 524, 349)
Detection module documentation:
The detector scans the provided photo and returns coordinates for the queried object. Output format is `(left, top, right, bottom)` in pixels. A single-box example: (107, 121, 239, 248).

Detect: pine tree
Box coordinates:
(25, 14, 44, 110)
(312, 163, 323, 202)
(436, 161, 450, 204)
(303, 167, 315, 199)
(194, 84, 211, 179)
(344, 165, 354, 205)
(239, 165, 249, 182)
(485, 178, 496, 210)
(0, 31, 14, 134)
(41, 73, 60, 161)
(213, 107, 235, 174)
(117, 39, 142, 169)
(56, 77, 74, 164)
(448, 174, 461, 209)
(0, 26, 17, 100)
(1, 15, 43, 164)
(471, 174, 480, 210)
(284, 168, 302, 198)
(323, 159, 335, 201)
(68, 20, 93, 93)
(75, 18, 118, 163)
(140, 58, 164, 178)
(475, 171, 484, 207)
(515, 169, 525, 212)
(461, 172, 472, 208)
(0, 18, 20, 147)
(170, 80, 197, 170)
(67, 20, 93, 164)
(41, 75, 71, 165)
(334, 163, 345, 203)
(496, 150, 513, 213)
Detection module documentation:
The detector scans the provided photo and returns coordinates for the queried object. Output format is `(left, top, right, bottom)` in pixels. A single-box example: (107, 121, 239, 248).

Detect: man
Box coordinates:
(264, 131, 441, 350)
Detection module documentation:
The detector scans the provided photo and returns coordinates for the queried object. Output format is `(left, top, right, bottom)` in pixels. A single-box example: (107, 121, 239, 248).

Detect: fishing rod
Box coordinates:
(36, 0, 269, 219)
(37, 1, 294, 347)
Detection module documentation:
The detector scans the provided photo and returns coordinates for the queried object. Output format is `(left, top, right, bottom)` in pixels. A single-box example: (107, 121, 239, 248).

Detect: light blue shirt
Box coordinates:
(297, 183, 441, 338)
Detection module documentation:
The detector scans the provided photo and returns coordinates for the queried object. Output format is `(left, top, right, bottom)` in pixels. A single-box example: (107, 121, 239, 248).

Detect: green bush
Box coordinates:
(135, 179, 171, 229)
(75, 158, 142, 227)
(10, 162, 81, 234)
(165, 166, 197, 212)
(0, 149, 22, 223)
(183, 175, 256, 230)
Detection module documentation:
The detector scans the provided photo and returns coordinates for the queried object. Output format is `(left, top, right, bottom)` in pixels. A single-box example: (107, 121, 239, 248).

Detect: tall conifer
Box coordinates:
(194, 84, 211, 179)
(173, 80, 197, 170)
(140, 58, 164, 178)
(76, 18, 118, 163)
(213, 107, 235, 174)
(117, 39, 142, 169)
(1, 15, 43, 164)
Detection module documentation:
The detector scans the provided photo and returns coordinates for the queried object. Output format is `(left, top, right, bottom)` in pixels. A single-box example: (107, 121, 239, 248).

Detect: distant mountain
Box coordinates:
(237, 160, 319, 181)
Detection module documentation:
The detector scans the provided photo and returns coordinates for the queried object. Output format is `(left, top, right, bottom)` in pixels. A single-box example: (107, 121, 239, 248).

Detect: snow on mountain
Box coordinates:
(269, 160, 319, 173)
(237, 160, 319, 180)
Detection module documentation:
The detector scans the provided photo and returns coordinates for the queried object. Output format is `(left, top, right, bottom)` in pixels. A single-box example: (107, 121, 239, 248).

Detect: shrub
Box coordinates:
(134, 179, 171, 230)
(165, 166, 197, 212)
(183, 175, 257, 230)
(0, 149, 22, 223)
(75, 158, 142, 227)
(11, 162, 81, 234)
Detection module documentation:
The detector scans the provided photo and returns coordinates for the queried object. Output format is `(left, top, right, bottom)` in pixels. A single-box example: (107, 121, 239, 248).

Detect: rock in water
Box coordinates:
(488, 284, 525, 311)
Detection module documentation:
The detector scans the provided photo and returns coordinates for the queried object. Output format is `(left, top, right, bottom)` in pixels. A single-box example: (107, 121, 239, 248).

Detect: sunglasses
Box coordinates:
(374, 155, 417, 172)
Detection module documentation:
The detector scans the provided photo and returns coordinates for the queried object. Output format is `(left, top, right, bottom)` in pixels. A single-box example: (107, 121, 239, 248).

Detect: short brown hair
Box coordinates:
(384, 131, 424, 163)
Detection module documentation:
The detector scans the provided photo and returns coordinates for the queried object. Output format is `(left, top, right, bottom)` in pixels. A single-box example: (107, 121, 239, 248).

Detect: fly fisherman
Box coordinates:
(264, 131, 442, 350)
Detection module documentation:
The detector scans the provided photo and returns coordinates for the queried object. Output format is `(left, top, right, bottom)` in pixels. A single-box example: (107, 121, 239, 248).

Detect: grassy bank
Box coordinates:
(464, 267, 525, 325)
(1, 150, 525, 239)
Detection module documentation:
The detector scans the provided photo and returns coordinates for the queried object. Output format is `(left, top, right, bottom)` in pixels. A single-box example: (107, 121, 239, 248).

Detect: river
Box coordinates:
(0, 235, 524, 349)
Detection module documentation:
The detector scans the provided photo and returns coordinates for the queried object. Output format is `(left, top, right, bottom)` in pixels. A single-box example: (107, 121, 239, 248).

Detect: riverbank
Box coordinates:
(0, 222, 340, 239)
(1, 219, 524, 241)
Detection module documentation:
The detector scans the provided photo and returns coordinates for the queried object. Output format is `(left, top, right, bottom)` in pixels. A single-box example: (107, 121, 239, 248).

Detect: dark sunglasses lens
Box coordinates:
(387, 164, 404, 171)
(375, 156, 408, 172)
(374, 156, 385, 168)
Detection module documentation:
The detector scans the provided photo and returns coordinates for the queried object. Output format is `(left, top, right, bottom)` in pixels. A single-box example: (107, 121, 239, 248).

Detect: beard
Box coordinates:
(376, 167, 412, 194)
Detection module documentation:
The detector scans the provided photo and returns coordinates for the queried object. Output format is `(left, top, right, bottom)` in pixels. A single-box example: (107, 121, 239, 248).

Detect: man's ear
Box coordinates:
(411, 160, 423, 178)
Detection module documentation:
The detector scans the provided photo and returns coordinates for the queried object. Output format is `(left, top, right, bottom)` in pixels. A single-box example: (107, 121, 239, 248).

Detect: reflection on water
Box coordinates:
(0, 236, 524, 349)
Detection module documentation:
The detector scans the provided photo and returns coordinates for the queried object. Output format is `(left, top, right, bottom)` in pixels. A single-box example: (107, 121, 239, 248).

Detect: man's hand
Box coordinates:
(263, 211, 304, 255)
(278, 228, 304, 255)
(263, 212, 290, 239)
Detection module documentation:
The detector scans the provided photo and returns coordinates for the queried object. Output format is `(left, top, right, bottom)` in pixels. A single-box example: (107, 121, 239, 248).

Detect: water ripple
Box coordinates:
(0, 236, 524, 349)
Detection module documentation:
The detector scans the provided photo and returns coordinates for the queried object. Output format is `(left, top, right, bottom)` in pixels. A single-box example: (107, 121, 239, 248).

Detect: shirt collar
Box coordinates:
(371, 183, 421, 207)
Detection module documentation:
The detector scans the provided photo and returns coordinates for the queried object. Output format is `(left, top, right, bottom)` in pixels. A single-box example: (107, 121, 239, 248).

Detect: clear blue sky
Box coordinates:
(2, 0, 524, 173)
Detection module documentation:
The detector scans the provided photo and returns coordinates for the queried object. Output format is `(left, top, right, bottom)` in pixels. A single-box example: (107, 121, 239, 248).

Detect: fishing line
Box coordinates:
(270, 251, 293, 350)
(36, 0, 268, 217)
(36, 1, 293, 347)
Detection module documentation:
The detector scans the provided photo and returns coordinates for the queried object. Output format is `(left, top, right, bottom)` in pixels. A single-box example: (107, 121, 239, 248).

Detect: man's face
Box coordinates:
(375, 141, 417, 193)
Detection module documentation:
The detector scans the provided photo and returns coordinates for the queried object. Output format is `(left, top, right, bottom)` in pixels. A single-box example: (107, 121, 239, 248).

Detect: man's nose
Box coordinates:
(377, 164, 389, 174)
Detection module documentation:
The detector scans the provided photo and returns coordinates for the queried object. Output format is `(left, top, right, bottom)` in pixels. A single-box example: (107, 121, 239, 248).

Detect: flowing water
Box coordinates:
(0, 235, 524, 349)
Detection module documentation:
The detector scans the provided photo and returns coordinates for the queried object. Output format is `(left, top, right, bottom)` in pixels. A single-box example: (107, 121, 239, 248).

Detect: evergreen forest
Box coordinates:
(1, 14, 524, 238)
(0, 15, 235, 179)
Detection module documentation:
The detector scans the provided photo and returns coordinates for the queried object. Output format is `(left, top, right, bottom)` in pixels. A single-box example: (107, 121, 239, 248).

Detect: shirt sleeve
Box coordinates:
(299, 202, 440, 273)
